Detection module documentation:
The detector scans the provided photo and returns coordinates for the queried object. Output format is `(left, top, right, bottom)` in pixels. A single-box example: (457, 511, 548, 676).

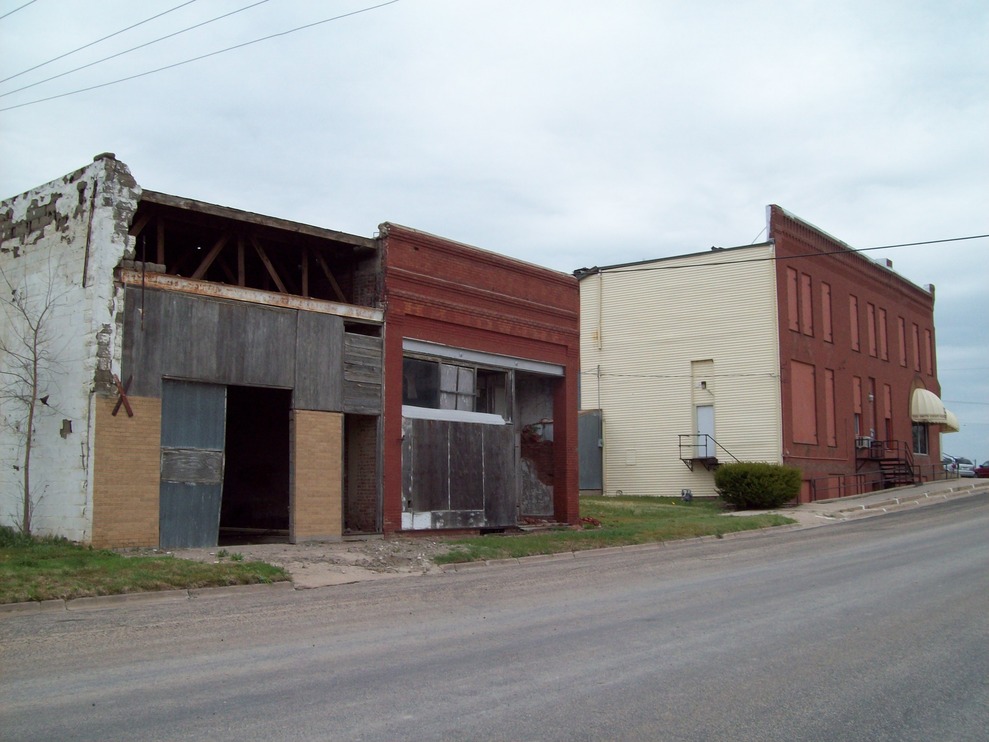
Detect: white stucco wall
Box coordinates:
(0, 154, 141, 540)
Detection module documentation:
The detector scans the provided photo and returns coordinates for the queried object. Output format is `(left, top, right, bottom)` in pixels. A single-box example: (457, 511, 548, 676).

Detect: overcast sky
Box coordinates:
(2, 0, 986, 460)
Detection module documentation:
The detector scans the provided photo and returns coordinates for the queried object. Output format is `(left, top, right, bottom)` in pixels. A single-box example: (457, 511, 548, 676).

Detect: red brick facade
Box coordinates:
(379, 224, 580, 533)
(769, 206, 942, 499)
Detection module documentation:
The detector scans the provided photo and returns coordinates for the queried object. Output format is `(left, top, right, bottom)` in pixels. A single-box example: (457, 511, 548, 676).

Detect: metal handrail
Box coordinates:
(677, 434, 740, 463)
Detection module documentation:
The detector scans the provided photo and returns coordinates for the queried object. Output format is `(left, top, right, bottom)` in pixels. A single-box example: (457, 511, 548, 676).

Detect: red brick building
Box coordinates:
(379, 224, 580, 533)
(771, 205, 952, 499)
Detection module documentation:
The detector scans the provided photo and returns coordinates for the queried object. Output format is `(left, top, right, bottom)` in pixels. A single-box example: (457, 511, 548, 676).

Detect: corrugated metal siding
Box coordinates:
(579, 247, 782, 498)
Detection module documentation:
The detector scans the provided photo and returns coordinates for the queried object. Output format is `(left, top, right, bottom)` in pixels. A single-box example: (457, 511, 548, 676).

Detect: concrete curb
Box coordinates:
(0, 579, 295, 618)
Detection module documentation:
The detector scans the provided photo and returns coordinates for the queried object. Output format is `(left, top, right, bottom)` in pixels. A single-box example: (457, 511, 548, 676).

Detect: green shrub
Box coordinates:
(714, 462, 802, 509)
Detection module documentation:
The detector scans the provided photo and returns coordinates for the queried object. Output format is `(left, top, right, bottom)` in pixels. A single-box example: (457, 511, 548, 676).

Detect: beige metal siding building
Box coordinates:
(578, 245, 782, 498)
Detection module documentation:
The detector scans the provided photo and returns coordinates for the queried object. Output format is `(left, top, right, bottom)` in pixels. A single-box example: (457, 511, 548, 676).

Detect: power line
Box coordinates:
(589, 234, 989, 275)
(1, 0, 202, 85)
(0, 0, 402, 113)
(1, 0, 273, 98)
(0, 0, 37, 22)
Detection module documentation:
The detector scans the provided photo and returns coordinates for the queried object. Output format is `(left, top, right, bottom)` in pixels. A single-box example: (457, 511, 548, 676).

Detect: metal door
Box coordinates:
(696, 405, 715, 458)
(159, 380, 227, 548)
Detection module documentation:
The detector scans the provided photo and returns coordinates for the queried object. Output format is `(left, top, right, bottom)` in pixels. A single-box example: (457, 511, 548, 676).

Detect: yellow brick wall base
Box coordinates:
(92, 395, 162, 548)
(290, 410, 343, 542)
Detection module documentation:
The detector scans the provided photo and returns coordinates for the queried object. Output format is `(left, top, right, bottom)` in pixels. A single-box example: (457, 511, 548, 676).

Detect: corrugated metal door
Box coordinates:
(578, 410, 603, 490)
(159, 380, 227, 548)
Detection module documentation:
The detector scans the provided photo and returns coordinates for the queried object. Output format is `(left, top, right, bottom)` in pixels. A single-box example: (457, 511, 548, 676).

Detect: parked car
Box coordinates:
(974, 461, 989, 478)
(943, 455, 976, 477)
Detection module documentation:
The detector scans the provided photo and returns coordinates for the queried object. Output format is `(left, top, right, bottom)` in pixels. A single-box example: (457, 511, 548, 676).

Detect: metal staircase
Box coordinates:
(677, 434, 740, 472)
(857, 439, 918, 487)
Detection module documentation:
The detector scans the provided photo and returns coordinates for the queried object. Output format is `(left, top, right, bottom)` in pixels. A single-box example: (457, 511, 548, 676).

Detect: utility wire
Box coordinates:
(1, 0, 201, 85)
(587, 234, 989, 275)
(0, 0, 401, 112)
(0, 0, 37, 22)
(2, 0, 272, 97)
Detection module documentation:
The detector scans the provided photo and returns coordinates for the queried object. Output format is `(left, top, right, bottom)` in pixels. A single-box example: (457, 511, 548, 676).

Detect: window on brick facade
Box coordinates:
(924, 329, 934, 375)
(883, 384, 893, 443)
(853, 376, 863, 440)
(821, 282, 833, 343)
(912, 423, 928, 455)
(786, 268, 800, 331)
(878, 308, 888, 361)
(898, 317, 907, 366)
(912, 323, 921, 371)
(800, 273, 814, 336)
(790, 361, 818, 445)
(867, 302, 877, 357)
(849, 295, 860, 351)
(403, 357, 509, 417)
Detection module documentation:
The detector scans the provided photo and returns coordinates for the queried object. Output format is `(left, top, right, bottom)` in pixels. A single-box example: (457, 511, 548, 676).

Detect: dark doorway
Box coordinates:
(219, 385, 291, 544)
(344, 414, 380, 534)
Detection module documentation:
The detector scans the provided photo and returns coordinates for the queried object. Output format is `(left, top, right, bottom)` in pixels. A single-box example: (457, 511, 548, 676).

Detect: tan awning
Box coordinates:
(911, 388, 955, 427)
(943, 409, 960, 433)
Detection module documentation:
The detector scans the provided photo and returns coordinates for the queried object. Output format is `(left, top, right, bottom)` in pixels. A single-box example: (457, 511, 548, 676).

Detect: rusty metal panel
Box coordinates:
(160, 449, 223, 484)
(295, 312, 343, 411)
(158, 483, 224, 549)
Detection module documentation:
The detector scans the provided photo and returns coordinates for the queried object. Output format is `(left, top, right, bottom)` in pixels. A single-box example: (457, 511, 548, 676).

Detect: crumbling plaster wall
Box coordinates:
(0, 154, 141, 540)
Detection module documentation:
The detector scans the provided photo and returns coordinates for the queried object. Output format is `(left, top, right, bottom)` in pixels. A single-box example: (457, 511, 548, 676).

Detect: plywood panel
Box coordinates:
(295, 312, 343, 411)
(449, 423, 483, 510)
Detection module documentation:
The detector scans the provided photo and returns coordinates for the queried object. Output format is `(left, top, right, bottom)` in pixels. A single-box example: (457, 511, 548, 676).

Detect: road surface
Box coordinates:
(2, 493, 987, 741)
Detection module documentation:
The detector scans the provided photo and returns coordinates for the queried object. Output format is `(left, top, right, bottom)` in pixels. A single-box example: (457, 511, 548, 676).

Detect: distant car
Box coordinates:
(974, 461, 989, 478)
(943, 455, 976, 477)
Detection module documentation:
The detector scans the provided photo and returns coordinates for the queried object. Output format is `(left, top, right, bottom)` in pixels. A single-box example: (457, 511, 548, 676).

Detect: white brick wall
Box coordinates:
(0, 155, 141, 540)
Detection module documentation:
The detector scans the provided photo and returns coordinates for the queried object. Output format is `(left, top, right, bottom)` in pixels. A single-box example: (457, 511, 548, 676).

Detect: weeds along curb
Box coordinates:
(0, 579, 294, 618)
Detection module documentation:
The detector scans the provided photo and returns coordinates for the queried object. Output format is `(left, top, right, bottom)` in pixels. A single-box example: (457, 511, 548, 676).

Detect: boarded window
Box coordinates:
(878, 308, 888, 361)
(912, 323, 921, 371)
(898, 317, 907, 366)
(786, 268, 800, 331)
(866, 303, 877, 357)
(790, 361, 818, 445)
(800, 273, 814, 336)
(821, 282, 833, 342)
(849, 295, 860, 351)
(825, 368, 837, 447)
(852, 376, 862, 414)
(924, 329, 934, 375)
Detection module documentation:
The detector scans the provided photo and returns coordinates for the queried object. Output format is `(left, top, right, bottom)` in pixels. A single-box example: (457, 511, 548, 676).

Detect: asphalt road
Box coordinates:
(2, 493, 987, 742)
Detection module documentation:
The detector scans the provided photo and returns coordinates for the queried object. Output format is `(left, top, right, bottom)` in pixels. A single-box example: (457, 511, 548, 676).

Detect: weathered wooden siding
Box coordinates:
(579, 245, 782, 498)
(122, 287, 382, 413)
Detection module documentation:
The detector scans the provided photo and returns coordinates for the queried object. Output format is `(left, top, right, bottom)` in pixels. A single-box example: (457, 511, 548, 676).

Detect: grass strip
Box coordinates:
(0, 528, 288, 605)
(435, 495, 795, 564)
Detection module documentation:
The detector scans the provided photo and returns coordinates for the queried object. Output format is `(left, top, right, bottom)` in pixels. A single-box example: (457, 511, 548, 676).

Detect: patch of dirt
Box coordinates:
(123, 538, 452, 587)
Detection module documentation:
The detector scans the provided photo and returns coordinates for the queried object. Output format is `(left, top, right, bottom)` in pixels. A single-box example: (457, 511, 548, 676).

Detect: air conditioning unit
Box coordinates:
(855, 436, 874, 449)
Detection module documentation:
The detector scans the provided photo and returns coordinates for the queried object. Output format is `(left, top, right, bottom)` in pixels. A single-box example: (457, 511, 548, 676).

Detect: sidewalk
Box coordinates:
(744, 476, 989, 527)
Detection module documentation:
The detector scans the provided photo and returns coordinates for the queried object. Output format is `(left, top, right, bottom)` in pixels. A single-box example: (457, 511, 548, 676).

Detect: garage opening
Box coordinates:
(219, 385, 291, 544)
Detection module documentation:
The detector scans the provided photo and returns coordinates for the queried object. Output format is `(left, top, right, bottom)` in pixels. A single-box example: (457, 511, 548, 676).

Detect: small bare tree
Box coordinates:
(0, 257, 68, 535)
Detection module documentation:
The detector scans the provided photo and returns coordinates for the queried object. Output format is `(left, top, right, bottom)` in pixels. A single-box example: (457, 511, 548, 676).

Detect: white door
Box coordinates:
(696, 405, 715, 458)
